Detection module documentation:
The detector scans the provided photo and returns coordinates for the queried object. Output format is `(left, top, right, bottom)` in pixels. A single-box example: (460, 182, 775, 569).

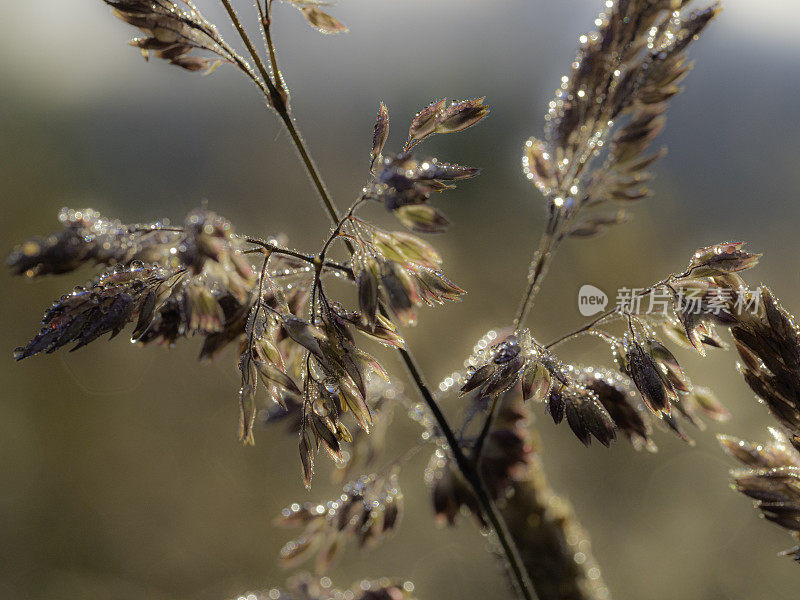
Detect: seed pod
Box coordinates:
(645, 338, 690, 393)
(434, 97, 489, 134)
(379, 262, 417, 326)
(352, 347, 389, 383)
(274, 502, 320, 528)
(566, 210, 630, 239)
(389, 231, 442, 266)
(253, 337, 284, 369)
(132, 290, 157, 339)
(337, 349, 368, 401)
(408, 99, 447, 146)
(719, 429, 800, 470)
(279, 534, 316, 567)
(357, 269, 379, 331)
(299, 425, 315, 489)
(416, 161, 480, 181)
(282, 316, 328, 360)
(522, 361, 552, 402)
(256, 360, 302, 399)
(483, 353, 525, 397)
(237, 348, 259, 445)
(311, 412, 343, 463)
(169, 56, 212, 72)
(662, 318, 727, 353)
(413, 267, 466, 305)
(522, 137, 557, 195)
(430, 455, 484, 527)
(626, 341, 675, 415)
(719, 435, 768, 468)
(662, 412, 694, 445)
(687, 386, 730, 422)
(352, 314, 406, 349)
(315, 535, 343, 573)
(382, 495, 402, 533)
(338, 376, 373, 433)
(372, 231, 406, 262)
(579, 368, 652, 450)
(394, 204, 450, 234)
(129, 36, 177, 51)
(459, 363, 496, 397)
(565, 399, 590, 445)
(299, 6, 348, 34)
(548, 388, 566, 424)
(155, 43, 192, 61)
(335, 421, 353, 444)
(184, 283, 224, 333)
(580, 398, 617, 447)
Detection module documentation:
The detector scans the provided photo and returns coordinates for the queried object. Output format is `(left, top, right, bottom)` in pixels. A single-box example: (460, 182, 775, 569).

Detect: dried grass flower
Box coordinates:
(106, 0, 231, 72)
(276, 470, 403, 572)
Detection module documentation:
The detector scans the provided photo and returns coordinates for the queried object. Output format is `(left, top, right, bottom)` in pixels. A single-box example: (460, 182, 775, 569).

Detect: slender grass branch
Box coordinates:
(241, 251, 273, 441)
(319, 196, 367, 261)
(475, 210, 564, 465)
(545, 312, 620, 350)
(260, 4, 287, 99)
(243, 239, 353, 278)
(543, 267, 698, 349)
(513, 217, 560, 328)
(277, 110, 342, 225)
(219, 0, 283, 105)
(215, 6, 537, 596)
(397, 350, 537, 600)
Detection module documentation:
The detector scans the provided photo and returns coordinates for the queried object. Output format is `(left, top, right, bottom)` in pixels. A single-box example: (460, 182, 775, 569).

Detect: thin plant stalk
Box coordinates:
(514, 220, 560, 327)
(217, 4, 538, 598)
(219, 0, 341, 225)
(398, 350, 537, 600)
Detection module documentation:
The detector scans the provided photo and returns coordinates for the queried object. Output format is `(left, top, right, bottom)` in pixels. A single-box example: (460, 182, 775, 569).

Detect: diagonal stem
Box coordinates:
(514, 210, 562, 328)
(473, 213, 563, 461)
(543, 269, 694, 349)
(398, 350, 537, 600)
(260, 5, 288, 100)
(220, 0, 283, 105)
(277, 110, 341, 225)
(220, 0, 340, 224)
(218, 4, 536, 598)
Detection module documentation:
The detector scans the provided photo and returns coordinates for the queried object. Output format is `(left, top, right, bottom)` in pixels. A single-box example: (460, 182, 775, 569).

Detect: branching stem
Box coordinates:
(544, 268, 697, 349)
(219, 0, 282, 104)
(260, 3, 287, 100)
(217, 5, 537, 598)
(319, 196, 367, 261)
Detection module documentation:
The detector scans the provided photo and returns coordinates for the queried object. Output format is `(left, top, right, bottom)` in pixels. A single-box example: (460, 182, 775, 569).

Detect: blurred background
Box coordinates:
(2, 1, 800, 599)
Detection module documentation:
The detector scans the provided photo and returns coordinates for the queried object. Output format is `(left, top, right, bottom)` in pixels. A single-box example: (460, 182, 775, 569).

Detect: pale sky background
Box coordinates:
(4, 1, 800, 103)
